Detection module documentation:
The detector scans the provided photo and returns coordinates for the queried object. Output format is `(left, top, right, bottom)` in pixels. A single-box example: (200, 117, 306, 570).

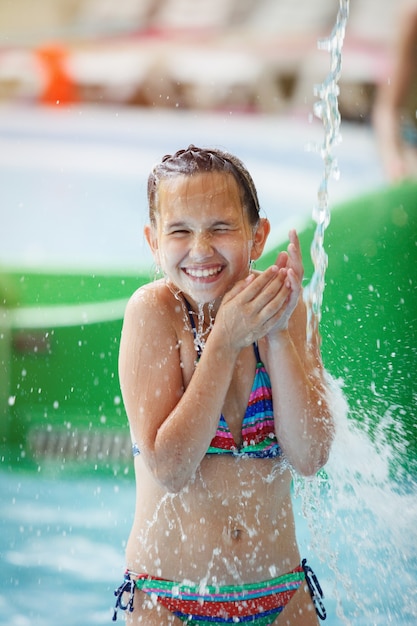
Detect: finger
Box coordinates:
(286, 280, 300, 313)
(224, 266, 280, 309)
(259, 298, 292, 334)
(247, 264, 284, 294)
(275, 251, 288, 270)
(238, 277, 294, 343)
(288, 229, 300, 248)
(287, 231, 304, 280)
(260, 271, 301, 334)
(251, 278, 292, 325)
(245, 268, 289, 311)
(288, 230, 302, 260)
(223, 272, 256, 301)
(261, 292, 296, 334)
(222, 268, 283, 314)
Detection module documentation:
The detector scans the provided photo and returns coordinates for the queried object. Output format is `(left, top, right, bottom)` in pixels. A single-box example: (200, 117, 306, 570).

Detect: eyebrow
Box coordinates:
(164, 219, 236, 231)
(164, 221, 188, 229)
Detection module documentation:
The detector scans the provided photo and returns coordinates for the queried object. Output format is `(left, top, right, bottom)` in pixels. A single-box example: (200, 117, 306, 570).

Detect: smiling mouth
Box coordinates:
(183, 266, 223, 279)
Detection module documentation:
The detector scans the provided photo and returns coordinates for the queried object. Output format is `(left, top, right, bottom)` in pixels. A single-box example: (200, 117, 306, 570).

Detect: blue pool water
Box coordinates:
(1, 453, 416, 625)
(0, 468, 129, 625)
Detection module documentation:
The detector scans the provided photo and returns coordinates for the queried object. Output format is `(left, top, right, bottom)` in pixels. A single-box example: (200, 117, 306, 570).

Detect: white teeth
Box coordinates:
(185, 267, 221, 278)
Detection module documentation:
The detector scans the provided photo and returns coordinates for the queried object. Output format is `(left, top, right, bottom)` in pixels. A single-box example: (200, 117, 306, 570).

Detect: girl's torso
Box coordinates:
(127, 455, 297, 584)
(126, 283, 300, 584)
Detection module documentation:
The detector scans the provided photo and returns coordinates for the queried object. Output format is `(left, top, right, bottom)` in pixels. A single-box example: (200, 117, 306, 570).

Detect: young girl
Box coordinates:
(114, 145, 334, 625)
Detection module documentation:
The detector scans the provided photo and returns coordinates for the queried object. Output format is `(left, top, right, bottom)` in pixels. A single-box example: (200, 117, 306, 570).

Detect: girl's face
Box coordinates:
(145, 171, 269, 307)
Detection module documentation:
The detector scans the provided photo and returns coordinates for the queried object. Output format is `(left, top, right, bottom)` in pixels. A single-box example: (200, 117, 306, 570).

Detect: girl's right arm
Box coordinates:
(118, 286, 240, 492)
(119, 267, 292, 492)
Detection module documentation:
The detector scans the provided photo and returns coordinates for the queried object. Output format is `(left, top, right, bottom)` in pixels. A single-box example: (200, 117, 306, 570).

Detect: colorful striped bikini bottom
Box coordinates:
(113, 560, 326, 624)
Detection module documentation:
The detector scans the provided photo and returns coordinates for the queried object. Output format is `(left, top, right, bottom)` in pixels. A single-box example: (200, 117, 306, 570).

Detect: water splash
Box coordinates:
(193, 302, 215, 354)
(294, 380, 417, 625)
(165, 280, 215, 359)
(304, 0, 349, 341)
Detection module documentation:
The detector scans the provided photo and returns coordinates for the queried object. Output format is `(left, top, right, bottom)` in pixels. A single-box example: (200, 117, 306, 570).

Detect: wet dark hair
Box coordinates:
(147, 145, 261, 227)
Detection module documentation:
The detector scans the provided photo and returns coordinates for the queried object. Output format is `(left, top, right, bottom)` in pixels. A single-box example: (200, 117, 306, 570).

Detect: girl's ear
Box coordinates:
(250, 218, 270, 261)
(144, 224, 161, 266)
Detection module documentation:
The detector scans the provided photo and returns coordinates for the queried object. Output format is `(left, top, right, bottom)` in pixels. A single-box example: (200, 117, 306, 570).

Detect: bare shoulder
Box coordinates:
(120, 279, 191, 372)
(123, 279, 181, 330)
(119, 279, 187, 397)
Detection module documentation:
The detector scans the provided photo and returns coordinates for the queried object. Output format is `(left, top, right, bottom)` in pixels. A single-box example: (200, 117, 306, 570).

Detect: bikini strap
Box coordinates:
(183, 295, 196, 331)
(302, 559, 327, 620)
(182, 295, 202, 358)
(113, 571, 136, 621)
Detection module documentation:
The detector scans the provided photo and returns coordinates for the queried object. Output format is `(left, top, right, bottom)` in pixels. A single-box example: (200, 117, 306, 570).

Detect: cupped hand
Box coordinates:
(214, 231, 305, 349)
(215, 265, 292, 350)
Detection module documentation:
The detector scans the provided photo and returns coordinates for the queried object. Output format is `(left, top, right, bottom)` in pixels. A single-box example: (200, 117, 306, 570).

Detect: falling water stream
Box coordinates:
(304, 0, 349, 340)
(299, 1, 417, 624)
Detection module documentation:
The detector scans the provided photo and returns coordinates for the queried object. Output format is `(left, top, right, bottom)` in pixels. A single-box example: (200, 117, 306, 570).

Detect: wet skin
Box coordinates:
(119, 171, 331, 624)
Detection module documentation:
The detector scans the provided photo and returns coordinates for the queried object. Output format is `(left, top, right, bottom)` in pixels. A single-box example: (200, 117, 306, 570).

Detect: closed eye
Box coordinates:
(165, 228, 191, 236)
(212, 223, 234, 233)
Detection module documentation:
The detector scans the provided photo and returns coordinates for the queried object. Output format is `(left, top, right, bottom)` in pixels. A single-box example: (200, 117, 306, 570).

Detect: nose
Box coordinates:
(189, 231, 214, 260)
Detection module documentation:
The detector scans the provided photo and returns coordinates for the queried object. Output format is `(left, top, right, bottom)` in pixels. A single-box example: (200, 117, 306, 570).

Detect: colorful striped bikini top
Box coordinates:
(206, 342, 281, 458)
(185, 298, 281, 460)
(131, 299, 282, 460)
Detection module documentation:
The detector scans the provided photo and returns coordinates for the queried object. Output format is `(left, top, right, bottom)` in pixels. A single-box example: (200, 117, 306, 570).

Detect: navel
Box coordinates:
(225, 516, 244, 542)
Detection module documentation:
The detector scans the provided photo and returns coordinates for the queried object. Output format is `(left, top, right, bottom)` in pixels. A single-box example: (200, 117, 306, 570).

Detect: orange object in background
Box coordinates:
(36, 44, 78, 105)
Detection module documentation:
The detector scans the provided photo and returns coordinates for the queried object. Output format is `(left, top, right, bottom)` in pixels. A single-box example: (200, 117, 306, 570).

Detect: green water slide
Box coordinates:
(1, 181, 416, 475)
(261, 180, 417, 476)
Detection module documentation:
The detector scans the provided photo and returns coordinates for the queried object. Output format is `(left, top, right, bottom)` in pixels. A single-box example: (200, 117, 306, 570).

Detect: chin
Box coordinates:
(182, 285, 224, 307)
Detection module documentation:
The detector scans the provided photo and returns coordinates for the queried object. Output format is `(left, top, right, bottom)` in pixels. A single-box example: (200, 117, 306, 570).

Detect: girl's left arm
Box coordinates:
(263, 232, 334, 476)
(264, 300, 334, 476)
